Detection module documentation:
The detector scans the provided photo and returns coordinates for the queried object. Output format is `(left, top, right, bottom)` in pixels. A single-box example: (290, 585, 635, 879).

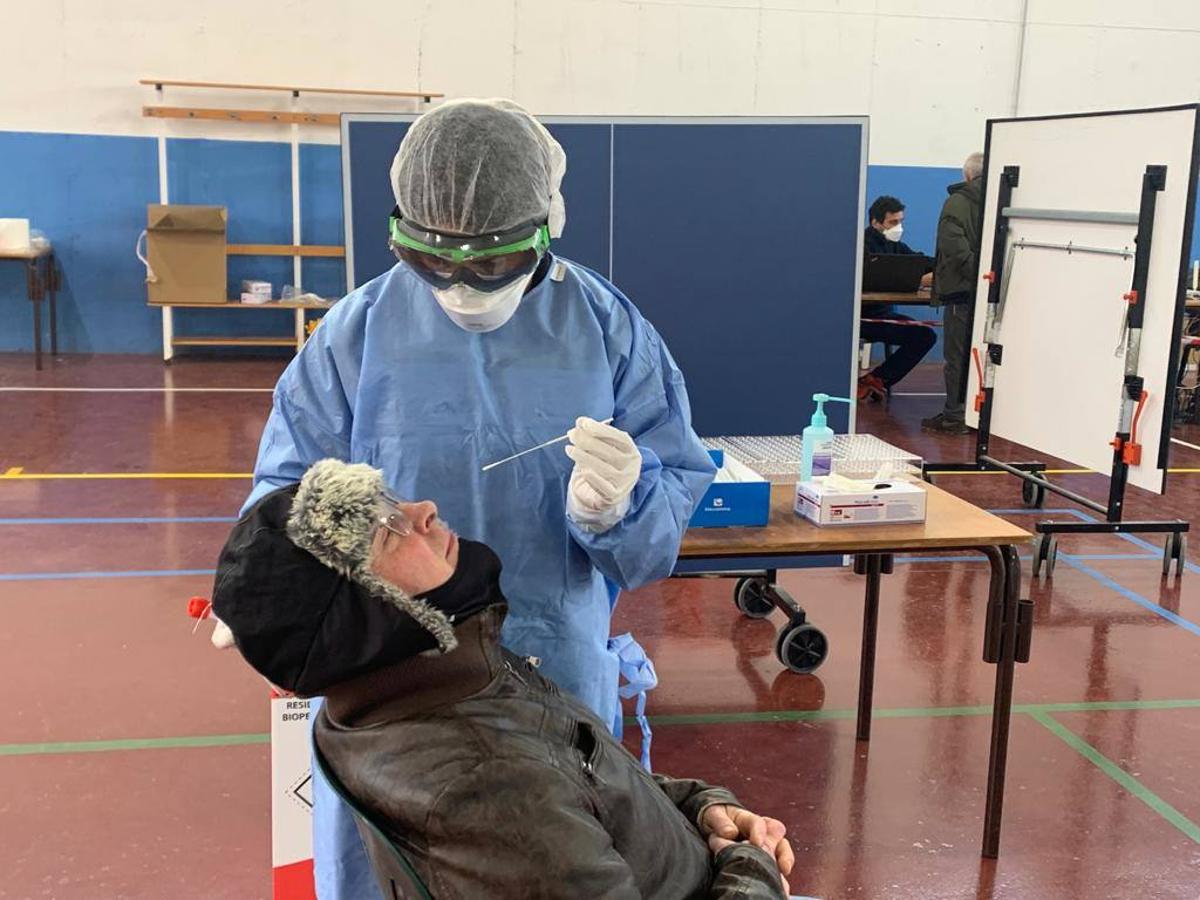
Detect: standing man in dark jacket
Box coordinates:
(922, 153, 985, 434)
(212, 459, 796, 900)
(858, 196, 937, 401)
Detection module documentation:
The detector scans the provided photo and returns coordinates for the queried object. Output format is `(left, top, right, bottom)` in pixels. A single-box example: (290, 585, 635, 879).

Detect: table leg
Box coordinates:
(162, 306, 174, 364)
(980, 544, 1021, 858)
(855, 553, 892, 741)
(47, 253, 58, 355)
(26, 260, 43, 371)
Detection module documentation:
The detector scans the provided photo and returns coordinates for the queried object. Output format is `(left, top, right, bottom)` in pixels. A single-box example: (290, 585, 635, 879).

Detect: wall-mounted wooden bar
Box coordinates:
(140, 78, 443, 100)
(226, 244, 346, 258)
(143, 105, 342, 126)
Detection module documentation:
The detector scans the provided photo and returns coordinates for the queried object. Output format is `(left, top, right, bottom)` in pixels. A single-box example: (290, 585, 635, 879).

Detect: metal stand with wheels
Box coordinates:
(926, 164, 1189, 577)
(727, 571, 830, 674)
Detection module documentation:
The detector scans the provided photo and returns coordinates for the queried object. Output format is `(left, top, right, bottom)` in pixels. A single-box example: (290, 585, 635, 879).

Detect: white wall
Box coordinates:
(0, 0, 1198, 164)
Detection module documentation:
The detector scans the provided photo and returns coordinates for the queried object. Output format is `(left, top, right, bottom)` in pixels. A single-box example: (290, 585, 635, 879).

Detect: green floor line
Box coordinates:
(640, 704, 992, 727)
(638, 697, 1200, 728)
(0, 732, 269, 757)
(1015, 699, 1200, 714)
(1029, 710, 1200, 845)
(4, 698, 1199, 757)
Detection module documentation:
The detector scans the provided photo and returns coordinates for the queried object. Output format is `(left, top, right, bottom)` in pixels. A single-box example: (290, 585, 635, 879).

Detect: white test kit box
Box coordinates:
(795, 477, 927, 526)
(241, 279, 273, 303)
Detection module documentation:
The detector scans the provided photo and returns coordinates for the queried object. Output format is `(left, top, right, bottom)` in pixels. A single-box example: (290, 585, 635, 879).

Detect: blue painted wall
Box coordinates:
(0, 131, 344, 352)
(2, 129, 1195, 358)
(0, 132, 159, 353)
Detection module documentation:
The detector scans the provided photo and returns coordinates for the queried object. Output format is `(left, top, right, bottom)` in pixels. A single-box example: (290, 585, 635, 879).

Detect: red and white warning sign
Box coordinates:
(271, 695, 316, 900)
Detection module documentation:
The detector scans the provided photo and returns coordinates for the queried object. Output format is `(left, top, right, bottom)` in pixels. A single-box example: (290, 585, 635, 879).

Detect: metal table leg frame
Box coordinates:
(47, 253, 59, 355)
(854, 553, 894, 742)
(979, 544, 1030, 858)
(25, 259, 45, 371)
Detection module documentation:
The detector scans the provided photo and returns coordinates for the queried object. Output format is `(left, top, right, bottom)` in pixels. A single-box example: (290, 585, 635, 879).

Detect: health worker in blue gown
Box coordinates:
(242, 98, 716, 899)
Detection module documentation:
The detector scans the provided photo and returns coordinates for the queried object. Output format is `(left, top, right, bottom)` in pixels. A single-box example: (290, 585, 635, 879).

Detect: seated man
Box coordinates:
(859, 194, 937, 401)
(213, 459, 795, 899)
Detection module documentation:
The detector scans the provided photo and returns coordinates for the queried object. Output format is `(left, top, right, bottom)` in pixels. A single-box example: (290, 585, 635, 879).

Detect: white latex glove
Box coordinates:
(564, 417, 641, 532)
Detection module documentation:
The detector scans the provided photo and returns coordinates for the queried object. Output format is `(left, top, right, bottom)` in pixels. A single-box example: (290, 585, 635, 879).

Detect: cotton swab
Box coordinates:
(481, 417, 615, 472)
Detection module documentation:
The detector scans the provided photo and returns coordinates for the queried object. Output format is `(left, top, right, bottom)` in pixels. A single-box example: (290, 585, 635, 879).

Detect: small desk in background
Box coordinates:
(1, 245, 58, 370)
(861, 287, 935, 308)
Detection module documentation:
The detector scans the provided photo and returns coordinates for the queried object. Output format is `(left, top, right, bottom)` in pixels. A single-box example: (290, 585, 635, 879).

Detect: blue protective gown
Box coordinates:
(244, 255, 715, 899)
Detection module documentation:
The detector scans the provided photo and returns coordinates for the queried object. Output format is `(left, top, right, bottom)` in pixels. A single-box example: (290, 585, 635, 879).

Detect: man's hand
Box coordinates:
(701, 804, 794, 893)
(920, 271, 934, 289)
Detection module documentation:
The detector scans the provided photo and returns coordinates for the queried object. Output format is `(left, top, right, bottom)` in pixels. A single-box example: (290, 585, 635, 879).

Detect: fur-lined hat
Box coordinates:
(211, 460, 462, 695)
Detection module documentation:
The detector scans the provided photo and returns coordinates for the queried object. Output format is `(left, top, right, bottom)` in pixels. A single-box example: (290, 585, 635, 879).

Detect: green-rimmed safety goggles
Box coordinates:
(388, 207, 551, 292)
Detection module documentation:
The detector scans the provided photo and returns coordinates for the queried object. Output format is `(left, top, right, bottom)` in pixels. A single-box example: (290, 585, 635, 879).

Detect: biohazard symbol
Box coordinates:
(288, 770, 314, 813)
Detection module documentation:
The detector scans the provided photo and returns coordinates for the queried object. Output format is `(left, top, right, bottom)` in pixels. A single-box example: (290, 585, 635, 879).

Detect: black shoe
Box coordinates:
(921, 414, 970, 434)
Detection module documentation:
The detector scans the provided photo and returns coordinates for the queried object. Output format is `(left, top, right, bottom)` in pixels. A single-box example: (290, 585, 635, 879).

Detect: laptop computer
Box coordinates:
(862, 254, 935, 292)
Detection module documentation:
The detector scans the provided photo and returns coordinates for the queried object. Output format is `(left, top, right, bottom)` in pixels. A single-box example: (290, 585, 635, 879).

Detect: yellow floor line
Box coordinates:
(3, 467, 23, 477)
(928, 468, 1200, 475)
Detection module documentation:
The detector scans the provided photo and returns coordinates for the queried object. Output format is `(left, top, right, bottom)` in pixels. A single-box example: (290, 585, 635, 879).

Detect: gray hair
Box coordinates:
(964, 152, 985, 181)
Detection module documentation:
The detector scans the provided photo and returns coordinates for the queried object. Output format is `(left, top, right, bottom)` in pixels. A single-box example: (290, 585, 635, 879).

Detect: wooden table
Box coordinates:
(861, 288, 935, 306)
(1, 245, 58, 370)
(679, 483, 1032, 858)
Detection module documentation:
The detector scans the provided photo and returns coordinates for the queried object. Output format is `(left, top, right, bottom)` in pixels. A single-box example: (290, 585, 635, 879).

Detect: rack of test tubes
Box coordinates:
(705, 434, 922, 483)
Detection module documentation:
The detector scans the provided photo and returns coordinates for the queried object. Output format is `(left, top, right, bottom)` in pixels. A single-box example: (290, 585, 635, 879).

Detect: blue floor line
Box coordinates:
(896, 553, 1157, 565)
(0, 568, 217, 582)
(0, 516, 237, 525)
(1057, 555, 1200, 637)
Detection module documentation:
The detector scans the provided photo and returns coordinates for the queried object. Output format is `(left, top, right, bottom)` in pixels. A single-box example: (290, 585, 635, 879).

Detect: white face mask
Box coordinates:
(432, 273, 534, 333)
(883, 223, 904, 243)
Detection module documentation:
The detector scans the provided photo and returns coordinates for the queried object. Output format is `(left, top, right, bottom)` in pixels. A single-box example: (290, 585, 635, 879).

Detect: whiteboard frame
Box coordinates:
(966, 103, 1200, 495)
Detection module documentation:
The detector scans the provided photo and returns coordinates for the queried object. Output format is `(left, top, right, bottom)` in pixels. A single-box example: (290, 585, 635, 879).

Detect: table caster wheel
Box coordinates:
(734, 577, 775, 619)
(1032, 534, 1057, 578)
(775, 623, 828, 674)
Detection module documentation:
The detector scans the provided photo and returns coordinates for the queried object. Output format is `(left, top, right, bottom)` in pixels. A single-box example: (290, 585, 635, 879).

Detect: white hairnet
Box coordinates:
(390, 98, 567, 238)
(964, 151, 985, 181)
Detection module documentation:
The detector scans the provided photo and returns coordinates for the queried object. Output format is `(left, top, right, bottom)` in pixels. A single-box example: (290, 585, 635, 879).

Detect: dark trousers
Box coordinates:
(860, 313, 936, 388)
(940, 302, 973, 423)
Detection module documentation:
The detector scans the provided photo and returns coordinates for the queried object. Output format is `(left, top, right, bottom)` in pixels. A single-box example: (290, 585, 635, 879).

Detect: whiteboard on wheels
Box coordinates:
(966, 105, 1199, 494)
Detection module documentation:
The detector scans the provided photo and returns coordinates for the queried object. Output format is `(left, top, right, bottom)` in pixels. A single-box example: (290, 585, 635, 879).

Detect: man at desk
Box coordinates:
(859, 195, 936, 402)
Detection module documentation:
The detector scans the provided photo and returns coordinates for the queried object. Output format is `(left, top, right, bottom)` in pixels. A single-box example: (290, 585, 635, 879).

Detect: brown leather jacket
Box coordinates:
(315, 606, 786, 899)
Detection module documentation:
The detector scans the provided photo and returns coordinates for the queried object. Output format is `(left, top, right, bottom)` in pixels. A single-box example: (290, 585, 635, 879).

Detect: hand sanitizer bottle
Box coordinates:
(800, 393, 852, 482)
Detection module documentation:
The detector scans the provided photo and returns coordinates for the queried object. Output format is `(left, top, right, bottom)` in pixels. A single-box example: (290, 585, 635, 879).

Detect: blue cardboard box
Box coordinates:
(688, 450, 772, 528)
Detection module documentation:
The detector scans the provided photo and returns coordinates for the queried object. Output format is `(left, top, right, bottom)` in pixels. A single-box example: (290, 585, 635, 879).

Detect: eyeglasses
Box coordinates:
(375, 491, 415, 540)
(387, 207, 550, 293)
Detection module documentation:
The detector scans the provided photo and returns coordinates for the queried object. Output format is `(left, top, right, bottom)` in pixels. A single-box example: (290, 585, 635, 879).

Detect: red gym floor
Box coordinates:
(1, 355, 1198, 899)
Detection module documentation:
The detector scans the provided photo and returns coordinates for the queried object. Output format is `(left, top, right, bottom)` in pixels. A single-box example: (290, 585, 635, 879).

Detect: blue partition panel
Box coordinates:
(611, 122, 862, 435)
(343, 115, 865, 436)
